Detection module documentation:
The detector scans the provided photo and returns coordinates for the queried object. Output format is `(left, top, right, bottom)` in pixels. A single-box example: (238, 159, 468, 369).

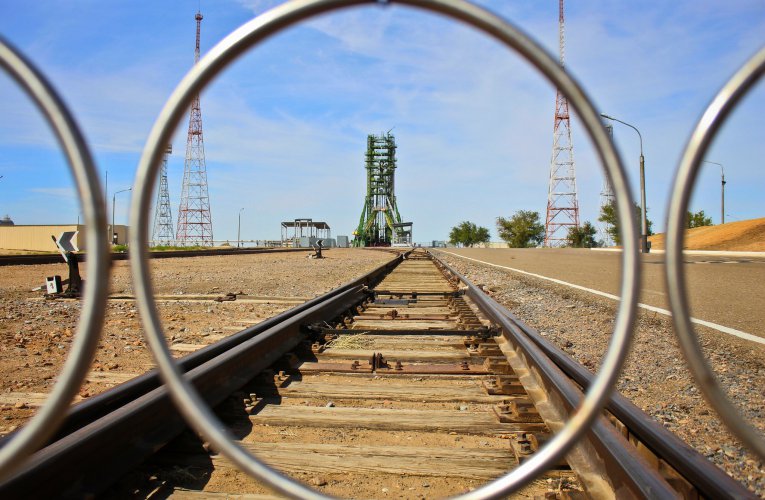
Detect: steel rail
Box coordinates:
(0, 279, 377, 497)
(434, 254, 755, 499)
(128, 1, 639, 497)
(0, 252, 400, 449)
(0, 254, 65, 266)
(0, 247, 307, 267)
(510, 308, 755, 499)
(432, 255, 676, 498)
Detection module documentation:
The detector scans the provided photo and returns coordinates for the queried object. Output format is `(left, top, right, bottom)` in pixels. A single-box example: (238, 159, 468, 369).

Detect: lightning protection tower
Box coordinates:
(544, 0, 580, 247)
(151, 145, 175, 246)
(353, 132, 412, 247)
(176, 11, 213, 246)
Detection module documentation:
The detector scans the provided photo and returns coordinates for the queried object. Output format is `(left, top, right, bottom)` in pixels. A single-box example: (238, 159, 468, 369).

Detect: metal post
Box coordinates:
(722, 172, 725, 224)
(237, 208, 244, 248)
(639, 153, 648, 253)
(105, 170, 109, 243)
(112, 188, 132, 246)
(703, 161, 725, 224)
(601, 113, 649, 253)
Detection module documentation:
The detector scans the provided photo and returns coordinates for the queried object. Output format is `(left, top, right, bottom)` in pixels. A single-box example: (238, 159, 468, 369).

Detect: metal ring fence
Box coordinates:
(9, 0, 761, 494)
(127, 1, 640, 498)
(666, 45, 765, 462)
(0, 38, 110, 480)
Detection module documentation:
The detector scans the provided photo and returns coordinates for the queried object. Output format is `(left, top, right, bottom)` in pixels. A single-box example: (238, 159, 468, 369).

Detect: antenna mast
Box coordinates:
(151, 145, 175, 245)
(544, 0, 580, 246)
(176, 11, 213, 246)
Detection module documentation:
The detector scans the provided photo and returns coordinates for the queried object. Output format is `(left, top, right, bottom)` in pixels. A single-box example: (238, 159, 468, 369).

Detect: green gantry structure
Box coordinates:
(353, 132, 413, 247)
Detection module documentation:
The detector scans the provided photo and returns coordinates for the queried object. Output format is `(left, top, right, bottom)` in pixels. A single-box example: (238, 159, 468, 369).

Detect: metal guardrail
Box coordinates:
(0, 36, 110, 481)
(128, 2, 638, 498)
(666, 45, 765, 463)
(0, 0, 762, 496)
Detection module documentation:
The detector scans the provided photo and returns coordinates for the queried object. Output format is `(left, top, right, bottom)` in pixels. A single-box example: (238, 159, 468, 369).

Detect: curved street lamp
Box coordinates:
(601, 113, 649, 253)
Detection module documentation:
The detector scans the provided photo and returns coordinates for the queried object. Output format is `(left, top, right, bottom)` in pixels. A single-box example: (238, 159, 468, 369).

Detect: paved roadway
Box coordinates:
(442, 248, 765, 341)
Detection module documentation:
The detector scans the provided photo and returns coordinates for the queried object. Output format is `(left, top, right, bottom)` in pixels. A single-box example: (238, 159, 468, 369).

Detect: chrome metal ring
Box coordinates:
(0, 38, 109, 479)
(128, 0, 640, 497)
(666, 46, 765, 461)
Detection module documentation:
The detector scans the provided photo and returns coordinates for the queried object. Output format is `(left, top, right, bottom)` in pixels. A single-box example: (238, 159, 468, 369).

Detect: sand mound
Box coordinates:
(649, 217, 765, 251)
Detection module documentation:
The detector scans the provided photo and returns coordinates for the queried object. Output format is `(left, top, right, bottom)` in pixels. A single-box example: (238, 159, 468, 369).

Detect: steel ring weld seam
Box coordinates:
(0, 39, 110, 479)
(666, 46, 765, 462)
(128, 0, 640, 498)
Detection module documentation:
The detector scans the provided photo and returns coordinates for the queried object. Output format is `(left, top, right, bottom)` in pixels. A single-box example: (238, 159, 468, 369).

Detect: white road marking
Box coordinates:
(443, 251, 765, 346)
(592, 247, 765, 258)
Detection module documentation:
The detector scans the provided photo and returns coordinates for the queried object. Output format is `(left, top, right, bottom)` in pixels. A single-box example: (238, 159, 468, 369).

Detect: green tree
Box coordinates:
(687, 210, 713, 229)
(598, 201, 653, 246)
(496, 210, 544, 248)
(448, 221, 490, 247)
(566, 221, 600, 248)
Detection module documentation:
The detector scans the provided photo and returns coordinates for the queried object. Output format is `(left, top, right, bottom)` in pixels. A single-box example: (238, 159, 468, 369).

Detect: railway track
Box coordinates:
(0, 249, 751, 499)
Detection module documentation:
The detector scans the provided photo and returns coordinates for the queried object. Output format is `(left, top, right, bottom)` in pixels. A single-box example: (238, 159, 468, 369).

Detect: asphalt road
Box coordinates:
(442, 248, 765, 340)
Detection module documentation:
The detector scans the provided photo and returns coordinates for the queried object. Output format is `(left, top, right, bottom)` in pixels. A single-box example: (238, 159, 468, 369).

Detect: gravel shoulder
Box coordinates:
(434, 250, 765, 497)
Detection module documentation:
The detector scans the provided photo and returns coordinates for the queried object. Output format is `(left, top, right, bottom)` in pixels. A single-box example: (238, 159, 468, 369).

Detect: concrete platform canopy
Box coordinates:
(281, 218, 332, 248)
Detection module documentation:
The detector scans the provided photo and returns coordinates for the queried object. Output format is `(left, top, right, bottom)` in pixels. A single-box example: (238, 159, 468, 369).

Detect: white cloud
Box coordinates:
(2, 1, 764, 239)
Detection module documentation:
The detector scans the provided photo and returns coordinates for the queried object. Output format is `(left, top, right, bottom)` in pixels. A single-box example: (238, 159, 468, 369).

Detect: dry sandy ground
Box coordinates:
(0, 249, 395, 434)
(649, 216, 765, 251)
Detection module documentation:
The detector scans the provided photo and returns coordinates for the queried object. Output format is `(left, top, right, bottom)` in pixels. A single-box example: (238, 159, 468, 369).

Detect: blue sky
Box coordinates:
(1, 1, 763, 243)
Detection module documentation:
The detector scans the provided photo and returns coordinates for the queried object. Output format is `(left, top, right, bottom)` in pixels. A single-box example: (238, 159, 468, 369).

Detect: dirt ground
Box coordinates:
(649, 216, 765, 251)
(0, 249, 395, 435)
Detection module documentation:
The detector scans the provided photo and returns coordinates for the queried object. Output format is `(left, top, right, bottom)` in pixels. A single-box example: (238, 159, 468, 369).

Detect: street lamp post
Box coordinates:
(601, 113, 649, 253)
(703, 161, 725, 225)
(112, 188, 132, 245)
(237, 208, 244, 248)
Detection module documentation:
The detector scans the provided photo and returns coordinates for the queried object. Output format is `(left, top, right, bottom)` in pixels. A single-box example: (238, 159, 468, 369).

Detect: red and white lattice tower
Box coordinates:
(176, 11, 213, 246)
(544, 0, 579, 247)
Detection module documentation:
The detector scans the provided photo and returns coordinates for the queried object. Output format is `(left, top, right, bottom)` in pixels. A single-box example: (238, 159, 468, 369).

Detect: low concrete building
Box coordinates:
(0, 224, 128, 252)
